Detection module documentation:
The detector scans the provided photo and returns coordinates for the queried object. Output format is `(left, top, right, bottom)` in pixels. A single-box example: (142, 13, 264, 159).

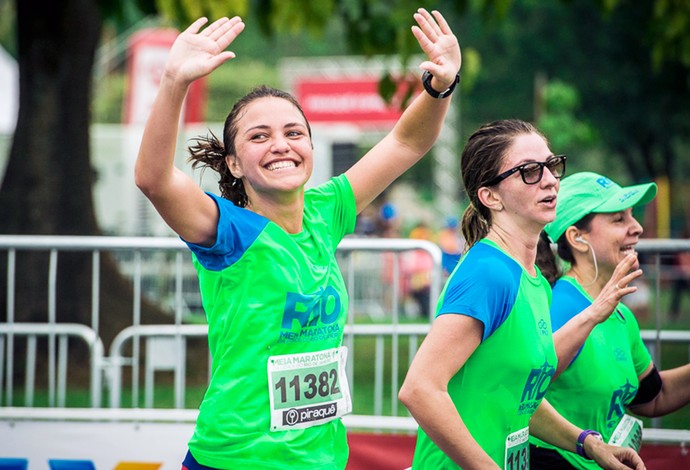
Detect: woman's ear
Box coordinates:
(225, 154, 243, 179)
(477, 186, 504, 212)
(565, 226, 589, 253)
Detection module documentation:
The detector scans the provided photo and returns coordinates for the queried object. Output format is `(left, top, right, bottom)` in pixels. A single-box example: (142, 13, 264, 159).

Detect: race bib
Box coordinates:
(505, 427, 529, 470)
(609, 414, 643, 452)
(267, 346, 352, 431)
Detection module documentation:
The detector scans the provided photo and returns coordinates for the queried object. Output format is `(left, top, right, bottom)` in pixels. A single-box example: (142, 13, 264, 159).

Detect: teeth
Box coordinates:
(266, 161, 296, 171)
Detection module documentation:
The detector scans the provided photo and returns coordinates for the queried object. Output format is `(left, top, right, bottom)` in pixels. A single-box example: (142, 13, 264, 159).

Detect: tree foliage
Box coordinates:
(2, 0, 690, 341)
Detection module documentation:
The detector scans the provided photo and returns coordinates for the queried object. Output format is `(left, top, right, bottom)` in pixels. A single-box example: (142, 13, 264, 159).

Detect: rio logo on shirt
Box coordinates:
(278, 286, 343, 344)
(606, 380, 638, 430)
(518, 360, 556, 415)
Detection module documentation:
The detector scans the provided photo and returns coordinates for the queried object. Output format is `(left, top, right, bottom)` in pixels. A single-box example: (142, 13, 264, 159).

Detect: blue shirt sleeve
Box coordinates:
(182, 193, 269, 271)
(550, 279, 592, 332)
(437, 242, 523, 342)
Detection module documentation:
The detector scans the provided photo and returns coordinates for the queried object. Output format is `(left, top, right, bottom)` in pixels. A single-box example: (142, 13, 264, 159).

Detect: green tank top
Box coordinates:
(184, 175, 356, 469)
(413, 240, 558, 469)
(530, 276, 652, 469)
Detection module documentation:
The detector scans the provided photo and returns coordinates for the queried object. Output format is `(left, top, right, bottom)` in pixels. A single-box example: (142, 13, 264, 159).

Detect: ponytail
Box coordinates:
(536, 231, 561, 285)
(461, 203, 490, 250)
(187, 131, 248, 207)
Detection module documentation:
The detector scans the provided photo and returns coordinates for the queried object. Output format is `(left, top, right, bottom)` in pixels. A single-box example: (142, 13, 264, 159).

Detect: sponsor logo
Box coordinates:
(283, 403, 338, 426)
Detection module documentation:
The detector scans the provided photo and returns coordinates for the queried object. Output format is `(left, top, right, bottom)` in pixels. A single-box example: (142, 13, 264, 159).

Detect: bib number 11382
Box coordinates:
(267, 347, 352, 431)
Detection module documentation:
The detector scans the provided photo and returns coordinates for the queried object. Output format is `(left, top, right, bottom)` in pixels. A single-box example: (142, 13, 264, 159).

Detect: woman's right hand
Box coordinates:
(587, 253, 643, 324)
(164, 16, 245, 86)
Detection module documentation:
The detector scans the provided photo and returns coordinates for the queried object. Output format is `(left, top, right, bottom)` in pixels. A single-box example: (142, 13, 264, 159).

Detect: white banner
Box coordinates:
(0, 419, 193, 470)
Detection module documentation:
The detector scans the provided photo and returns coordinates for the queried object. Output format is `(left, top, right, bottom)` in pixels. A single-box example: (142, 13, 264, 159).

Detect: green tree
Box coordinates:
(2, 0, 690, 339)
(456, 0, 690, 231)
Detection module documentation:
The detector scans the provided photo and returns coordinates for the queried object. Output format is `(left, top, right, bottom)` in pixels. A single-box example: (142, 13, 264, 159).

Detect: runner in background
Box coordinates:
(532, 171, 690, 469)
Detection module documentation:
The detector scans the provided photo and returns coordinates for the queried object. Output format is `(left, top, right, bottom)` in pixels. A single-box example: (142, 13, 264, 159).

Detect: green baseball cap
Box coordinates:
(544, 171, 657, 242)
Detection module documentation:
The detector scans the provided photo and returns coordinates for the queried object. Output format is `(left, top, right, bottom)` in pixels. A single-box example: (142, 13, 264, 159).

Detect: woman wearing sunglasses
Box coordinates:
(530, 172, 690, 469)
(399, 120, 645, 469)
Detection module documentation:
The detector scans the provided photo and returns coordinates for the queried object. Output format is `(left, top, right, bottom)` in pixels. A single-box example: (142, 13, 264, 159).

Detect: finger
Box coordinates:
(414, 9, 440, 41)
(185, 17, 209, 35)
(216, 20, 245, 49)
(208, 51, 237, 69)
(613, 252, 638, 272)
(203, 17, 229, 39)
(431, 10, 452, 35)
(411, 25, 434, 54)
(208, 16, 243, 42)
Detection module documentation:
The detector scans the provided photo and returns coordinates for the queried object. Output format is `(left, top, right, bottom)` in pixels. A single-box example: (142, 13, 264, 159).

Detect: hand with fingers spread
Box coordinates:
(165, 16, 245, 86)
(587, 252, 643, 324)
(411, 8, 461, 90)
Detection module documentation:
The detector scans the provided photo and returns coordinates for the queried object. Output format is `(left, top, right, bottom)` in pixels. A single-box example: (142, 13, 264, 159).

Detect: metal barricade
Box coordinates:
(0, 323, 103, 407)
(1, 235, 689, 443)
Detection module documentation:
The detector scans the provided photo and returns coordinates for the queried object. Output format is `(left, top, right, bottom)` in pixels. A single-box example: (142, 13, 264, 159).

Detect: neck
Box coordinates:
(567, 263, 605, 297)
(486, 224, 538, 275)
(247, 192, 305, 234)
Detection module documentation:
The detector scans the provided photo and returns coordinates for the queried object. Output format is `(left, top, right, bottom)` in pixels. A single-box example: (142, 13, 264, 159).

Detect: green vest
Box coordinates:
(413, 240, 558, 469)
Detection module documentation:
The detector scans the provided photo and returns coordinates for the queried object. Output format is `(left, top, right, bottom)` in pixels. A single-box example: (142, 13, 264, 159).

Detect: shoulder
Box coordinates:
(550, 277, 591, 330)
(459, 242, 523, 285)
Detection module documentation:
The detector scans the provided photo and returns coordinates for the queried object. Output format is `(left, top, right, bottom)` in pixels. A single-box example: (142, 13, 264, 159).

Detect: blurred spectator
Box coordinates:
(404, 222, 434, 318)
(378, 202, 402, 237)
(354, 204, 378, 236)
(437, 216, 465, 277)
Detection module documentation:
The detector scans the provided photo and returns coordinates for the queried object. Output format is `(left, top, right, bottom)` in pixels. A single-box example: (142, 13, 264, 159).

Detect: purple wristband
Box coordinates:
(576, 430, 602, 459)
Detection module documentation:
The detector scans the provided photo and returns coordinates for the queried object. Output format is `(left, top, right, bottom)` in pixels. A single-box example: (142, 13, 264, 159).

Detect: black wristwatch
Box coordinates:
(422, 70, 460, 99)
(576, 430, 603, 460)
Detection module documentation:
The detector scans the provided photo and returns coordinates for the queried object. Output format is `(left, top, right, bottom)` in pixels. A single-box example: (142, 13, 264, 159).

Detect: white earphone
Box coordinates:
(574, 235, 598, 287)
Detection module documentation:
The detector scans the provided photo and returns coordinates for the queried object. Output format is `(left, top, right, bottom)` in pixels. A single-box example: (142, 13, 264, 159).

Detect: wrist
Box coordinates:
(576, 430, 603, 460)
(422, 70, 460, 99)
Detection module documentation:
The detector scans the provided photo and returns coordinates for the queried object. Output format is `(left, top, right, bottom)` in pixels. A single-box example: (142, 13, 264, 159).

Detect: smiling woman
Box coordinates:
(133, 8, 462, 470)
(530, 172, 690, 470)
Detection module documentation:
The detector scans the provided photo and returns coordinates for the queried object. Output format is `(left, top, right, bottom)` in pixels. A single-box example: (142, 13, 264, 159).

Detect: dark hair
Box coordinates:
(187, 85, 312, 207)
(535, 213, 596, 285)
(460, 119, 547, 248)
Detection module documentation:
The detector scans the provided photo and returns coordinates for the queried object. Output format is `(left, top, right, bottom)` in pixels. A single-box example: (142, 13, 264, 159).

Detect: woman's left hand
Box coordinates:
(411, 8, 461, 89)
(588, 439, 646, 470)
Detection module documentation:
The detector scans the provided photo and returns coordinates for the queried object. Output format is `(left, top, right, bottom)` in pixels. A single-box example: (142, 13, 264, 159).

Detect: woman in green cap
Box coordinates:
(531, 171, 690, 469)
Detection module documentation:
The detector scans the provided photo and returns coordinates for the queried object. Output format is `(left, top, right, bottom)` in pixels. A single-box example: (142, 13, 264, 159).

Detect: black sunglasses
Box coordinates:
(483, 154, 567, 187)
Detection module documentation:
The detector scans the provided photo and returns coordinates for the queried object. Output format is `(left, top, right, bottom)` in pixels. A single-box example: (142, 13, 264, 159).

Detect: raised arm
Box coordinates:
(553, 254, 642, 377)
(398, 314, 499, 469)
(345, 8, 462, 214)
(134, 17, 245, 244)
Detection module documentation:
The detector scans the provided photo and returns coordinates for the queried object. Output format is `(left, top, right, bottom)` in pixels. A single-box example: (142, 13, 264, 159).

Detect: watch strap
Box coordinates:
(422, 70, 459, 99)
(576, 429, 602, 460)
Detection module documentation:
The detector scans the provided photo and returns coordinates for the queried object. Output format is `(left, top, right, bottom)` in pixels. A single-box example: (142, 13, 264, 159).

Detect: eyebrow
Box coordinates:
(243, 122, 306, 135)
(509, 154, 556, 166)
